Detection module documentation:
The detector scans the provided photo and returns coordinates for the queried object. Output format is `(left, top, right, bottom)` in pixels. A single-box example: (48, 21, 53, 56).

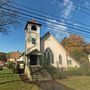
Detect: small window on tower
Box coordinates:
(32, 38, 36, 44)
(31, 25, 37, 31)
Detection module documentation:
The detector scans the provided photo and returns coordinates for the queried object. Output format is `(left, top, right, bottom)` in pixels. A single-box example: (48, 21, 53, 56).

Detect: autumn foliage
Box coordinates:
(61, 34, 90, 64)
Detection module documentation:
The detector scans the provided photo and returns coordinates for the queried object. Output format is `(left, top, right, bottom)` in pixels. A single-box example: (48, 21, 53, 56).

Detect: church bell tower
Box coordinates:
(25, 20, 41, 55)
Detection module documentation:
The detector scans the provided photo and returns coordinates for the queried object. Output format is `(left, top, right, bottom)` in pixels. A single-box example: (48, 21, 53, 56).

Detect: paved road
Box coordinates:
(36, 80, 74, 90)
(21, 75, 74, 90)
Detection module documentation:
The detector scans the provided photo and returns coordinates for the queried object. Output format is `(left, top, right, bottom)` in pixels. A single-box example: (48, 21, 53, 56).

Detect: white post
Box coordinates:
(88, 54, 90, 62)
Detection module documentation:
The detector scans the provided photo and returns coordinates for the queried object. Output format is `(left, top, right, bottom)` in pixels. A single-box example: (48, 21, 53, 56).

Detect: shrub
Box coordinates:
(40, 56, 89, 79)
(6, 61, 18, 73)
(80, 62, 90, 76)
(40, 57, 66, 79)
(53, 70, 66, 79)
(65, 62, 90, 76)
(6, 61, 14, 68)
(43, 65, 66, 79)
(65, 67, 82, 76)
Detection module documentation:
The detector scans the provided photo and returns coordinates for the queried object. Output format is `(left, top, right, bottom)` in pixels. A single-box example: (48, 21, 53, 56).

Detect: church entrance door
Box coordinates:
(30, 55, 37, 65)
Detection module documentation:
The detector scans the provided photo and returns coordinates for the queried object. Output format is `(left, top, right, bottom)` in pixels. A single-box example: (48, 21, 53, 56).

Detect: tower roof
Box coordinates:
(24, 19, 42, 30)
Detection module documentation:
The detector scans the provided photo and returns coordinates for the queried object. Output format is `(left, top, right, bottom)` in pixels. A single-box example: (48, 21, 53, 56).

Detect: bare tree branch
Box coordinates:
(0, 0, 19, 34)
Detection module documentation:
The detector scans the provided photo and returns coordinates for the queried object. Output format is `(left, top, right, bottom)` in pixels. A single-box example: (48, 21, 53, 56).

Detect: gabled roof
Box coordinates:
(19, 52, 25, 58)
(26, 49, 41, 55)
(41, 32, 51, 40)
(41, 32, 68, 53)
(41, 32, 80, 66)
(10, 52, 21, 59)
(41, 32, 67, 52)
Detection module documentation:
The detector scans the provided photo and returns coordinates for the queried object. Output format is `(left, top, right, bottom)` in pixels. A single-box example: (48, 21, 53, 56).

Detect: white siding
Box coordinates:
(67, 56, 80, 68)
(41, 35, 67, 68)
(41, 34, 80, 68)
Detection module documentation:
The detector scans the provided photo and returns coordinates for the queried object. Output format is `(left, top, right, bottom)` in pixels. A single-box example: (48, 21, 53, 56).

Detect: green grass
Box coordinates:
(58, 76, 90, 90)
(0, 68, 73, 90)
(1, 68, 90, 90)
(0, 68, 39, 90)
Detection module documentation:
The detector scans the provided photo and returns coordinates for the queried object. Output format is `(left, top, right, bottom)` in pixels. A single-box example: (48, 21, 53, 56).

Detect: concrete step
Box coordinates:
(30, 66, 52, 81)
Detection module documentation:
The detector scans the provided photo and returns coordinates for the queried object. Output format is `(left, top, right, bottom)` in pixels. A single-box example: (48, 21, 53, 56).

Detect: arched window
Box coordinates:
(47, 52, 50, 63)
(32, 38, 36, 44)
(44, 52, 46, 59)
(31, 25, 37, 31)
(44, 48, 54, 64)
(59, 54, 62, 64)
(51, 52, 54, 63)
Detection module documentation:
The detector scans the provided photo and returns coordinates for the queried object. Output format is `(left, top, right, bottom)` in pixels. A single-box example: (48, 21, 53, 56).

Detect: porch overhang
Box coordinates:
(26, 49, 42, 56)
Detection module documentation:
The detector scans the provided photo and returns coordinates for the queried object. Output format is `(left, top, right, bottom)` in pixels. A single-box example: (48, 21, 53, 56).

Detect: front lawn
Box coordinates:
(1, 68, 90, 90)
(0, 68, 39, 90)
(58, 76, 90, 90)
(0, 68, 75, 90)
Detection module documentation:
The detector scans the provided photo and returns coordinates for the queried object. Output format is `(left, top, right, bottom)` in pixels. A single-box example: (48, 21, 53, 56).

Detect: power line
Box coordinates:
(0, 11, 90, 39)
(0, 1, 9, 7)
(0, 8, 90, 38)
(0, 2, 90, 39)
(1, 3, 90, 35)
(7, 1, 90, 34)
(10, 1, 90, 28)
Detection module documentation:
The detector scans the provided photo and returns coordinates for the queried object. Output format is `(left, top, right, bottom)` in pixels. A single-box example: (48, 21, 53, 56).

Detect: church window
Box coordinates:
(47, 52, 50, 63)
(44, 48, 54, 64)
(67, 60, 72, 65)
(32, 38, 36, 44)
(44, 52, 46, 59)
(31, 25, 37, 31)
(51, 52, 54, 64)
(59, 54, 62, 64)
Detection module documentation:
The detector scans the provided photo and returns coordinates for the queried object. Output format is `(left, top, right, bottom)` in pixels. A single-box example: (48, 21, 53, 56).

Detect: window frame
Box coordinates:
(32, 38, 36, 44)
(59, 54, 62, 64)
(67, 60, 72, 65)
(44, 48, 54, 64)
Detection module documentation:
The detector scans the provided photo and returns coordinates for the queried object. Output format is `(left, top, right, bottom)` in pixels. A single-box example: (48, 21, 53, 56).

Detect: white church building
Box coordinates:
(23, 20, 80, 79)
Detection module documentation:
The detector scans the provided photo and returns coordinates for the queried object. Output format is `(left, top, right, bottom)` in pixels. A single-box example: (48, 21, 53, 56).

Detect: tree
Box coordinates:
(61, 34, 88, 63)
(0, 0, 19, 34)
(0, 52, 7, 61)
(6, 52, 11, 59)
(84, 44, 90, 54)
(61, 35, 85, 53)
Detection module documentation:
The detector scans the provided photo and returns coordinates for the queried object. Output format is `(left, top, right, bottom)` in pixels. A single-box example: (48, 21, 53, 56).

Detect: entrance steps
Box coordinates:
(30, 66, 52, 81)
